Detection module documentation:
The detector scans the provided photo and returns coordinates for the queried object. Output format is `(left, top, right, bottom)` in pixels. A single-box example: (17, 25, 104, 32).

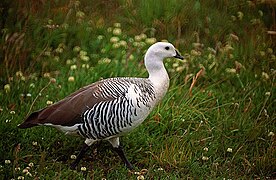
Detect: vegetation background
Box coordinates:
(0, 0, 275, 179)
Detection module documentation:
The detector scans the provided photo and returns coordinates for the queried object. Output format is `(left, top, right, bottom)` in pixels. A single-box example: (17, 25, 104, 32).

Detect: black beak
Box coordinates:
(174, 50, 184, 60)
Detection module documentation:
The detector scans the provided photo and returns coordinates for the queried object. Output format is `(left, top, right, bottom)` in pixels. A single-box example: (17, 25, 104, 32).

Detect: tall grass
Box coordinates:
(0, 0, 275, 179)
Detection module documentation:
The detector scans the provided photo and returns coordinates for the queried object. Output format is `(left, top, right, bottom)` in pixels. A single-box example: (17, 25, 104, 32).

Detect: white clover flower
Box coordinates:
(4, 84, 10, 93)
(29, 83, 35, 88)
(268, 132, 274, 137)
(119, 40, 127, 48)
(227, 148, 233, 153)
(265, 92, 271, 96)
(145, 37, 156, 44)
(261, 72, 269, 80)
(202, 156, 209, 161)
(203, 147, 209, 152)
(73, 46, 81, 52)
(97, 35, 104, 40)
(81, 166, 87, 171)
(237, 11, 244, 20)
(46, 100, 53, 105)
(22, 168, 28, 173)
(157, 167, 164, 171)
(129, 54, 134, 60)
(43, 73, 51, 78)
(190, 49, 201, 56)
(259, 51, 265, 56)
(110, 37, 120, 43)
(81, 64, 90, 69)
(134, 35, 142, 42)
(68, 76, 75, 82)
(114, 23, 121, 28)
(26, 93, 32, 97)
(80, 55, 90, 61)
(76, 11, 85, 18)
(112, 43, 120, 49)
(70, 155, 77, 159)
(137, 175, 145, 180)
(16, 71, 23, 77)
(32, 141, 38, 146)
(113, 28, 122, 36)
(15, 167, 20, 171)
(17, 176, 24, 180)
(80, 50, 87, 56)
(10, 111, 15, 115)
(70, 64, 77, 70)
(5, 159, 11, 164)
(225, 68, 236, 74)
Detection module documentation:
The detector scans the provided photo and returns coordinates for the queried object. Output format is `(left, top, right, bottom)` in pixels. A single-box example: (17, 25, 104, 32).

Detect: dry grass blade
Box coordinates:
(189, 68, 205, 97)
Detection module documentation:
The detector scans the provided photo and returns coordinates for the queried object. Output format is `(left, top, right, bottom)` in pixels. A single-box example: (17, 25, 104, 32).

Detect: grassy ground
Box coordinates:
(0, 0, 275, 179)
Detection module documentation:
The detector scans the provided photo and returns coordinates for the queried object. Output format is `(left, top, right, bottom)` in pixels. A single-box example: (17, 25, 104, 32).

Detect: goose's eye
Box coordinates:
(165, 46, 170, 50)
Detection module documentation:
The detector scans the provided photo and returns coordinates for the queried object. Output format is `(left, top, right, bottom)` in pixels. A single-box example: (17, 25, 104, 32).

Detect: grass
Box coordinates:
(0, 0, 275, 179)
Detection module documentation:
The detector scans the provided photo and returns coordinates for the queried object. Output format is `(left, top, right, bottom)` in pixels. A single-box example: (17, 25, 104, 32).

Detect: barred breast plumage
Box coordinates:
(18, 42, 184, 170)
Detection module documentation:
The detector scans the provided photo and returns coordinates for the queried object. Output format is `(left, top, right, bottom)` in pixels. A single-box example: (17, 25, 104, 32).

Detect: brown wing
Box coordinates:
(18, 80, 116, 128)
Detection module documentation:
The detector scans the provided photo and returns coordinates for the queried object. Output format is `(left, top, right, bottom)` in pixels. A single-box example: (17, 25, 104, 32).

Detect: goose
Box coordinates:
(18, 42, 184, 169)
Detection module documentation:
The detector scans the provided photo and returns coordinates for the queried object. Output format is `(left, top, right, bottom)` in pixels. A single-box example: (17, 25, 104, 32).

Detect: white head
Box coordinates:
(145, 42, 184, 61)
(144, 42, 183, 74)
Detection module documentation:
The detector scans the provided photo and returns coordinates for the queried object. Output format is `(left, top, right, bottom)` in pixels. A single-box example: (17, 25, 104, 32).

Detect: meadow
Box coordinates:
(0, 0, 275, 179)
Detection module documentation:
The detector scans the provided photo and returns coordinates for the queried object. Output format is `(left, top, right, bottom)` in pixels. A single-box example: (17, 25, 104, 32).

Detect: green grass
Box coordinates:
(0, 0, 275, 179)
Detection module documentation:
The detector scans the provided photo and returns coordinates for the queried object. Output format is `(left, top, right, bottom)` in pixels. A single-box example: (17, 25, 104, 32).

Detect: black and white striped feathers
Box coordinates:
(18, 42, 184, 169)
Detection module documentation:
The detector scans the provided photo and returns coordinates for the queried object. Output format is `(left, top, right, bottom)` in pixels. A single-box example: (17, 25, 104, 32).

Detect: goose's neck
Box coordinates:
(145, 53, 170, 99)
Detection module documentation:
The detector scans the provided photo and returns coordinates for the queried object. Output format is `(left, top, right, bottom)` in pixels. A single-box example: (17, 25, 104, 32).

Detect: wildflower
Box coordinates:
(17, 176, 24, 180)
(140, 33, 147, 40)
(114, 23, 121, 28)
(259, 51, 265, 56)
(99, 58, 111, 64)
(5, 160, 11, 164)
(16, 71, 23, 77)
(176, 66, 184, 72)
(157, 167, 164, 171)
(68, 76, 75, 82)
(46, 100, 53, 105)
(267, 48, 273, 54)
(202, 156, 209, 161)
(113, 28, 122, 36)
(32, 141, 38, 146)
(190, 49, 201, 56)
(4, 84, 10, 93)
(107, 27, 112, 32)
(145, 38, 156, 44)
(237, 11, 244, 20)
(29, 83, 35, 88)
(112, 43, 120, 49)
(137, 175, 145, 180)
(81, 64, 90, 69)
(15, 167, 20, 171)
(129, 54, 134, 60)
(119, 40, 127, 48)
(134, 35, 142, 42)
(73, 46, 81, 52)
(258, 10, 263, 17)
(81, 166, 87, 171)
(97, 35, 104, 40)
(50, 78, 56, 83)
(227, 148, 233, 153)
(80, 55, 90, 61)
(70, 65, 77, 70)
(22, 168, 28, 173)
(26, 93, 32, 97)
(172, 62, 179, 68)
(76, 11, 85, 18)
(80, 50, 87, 56)
(225, 68, 236, 74)
(231, 15, 237, 21)
(265, 92, 271, 96)
(224, 44, 234, 52)
(110, 37, 120, 43)
(261, 72, 269, 80)
(10, 111, 15, 115)
(203, 147, 209, 152)
(268, 132, 274, 137)
(26, 172, 32, 177)
(70, 155, 77, 159)
(44, 51, 51, 56)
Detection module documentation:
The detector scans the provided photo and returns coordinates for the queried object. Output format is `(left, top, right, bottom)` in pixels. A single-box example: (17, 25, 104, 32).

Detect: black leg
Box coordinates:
(70, 143, 90, 169)
(113, 145, 134, 170)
